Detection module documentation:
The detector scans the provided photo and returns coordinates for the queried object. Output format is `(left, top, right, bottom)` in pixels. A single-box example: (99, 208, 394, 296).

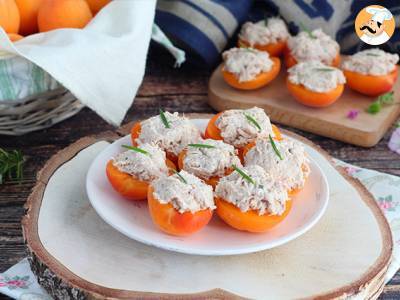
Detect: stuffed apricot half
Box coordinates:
(178, 139, 241, 188)
(148, 170, 215, 236)
(106, 144, 176, 200)
(285, 28, 340, 68)
(215, 165, 291, 233)
(131, 110, 201, 164)
(242, 138, 310, 195)
(286, 61, 345, 107)
(238, 17, 289, 57)
(341, 49, 399, 96)
(221, 47, 280, 90)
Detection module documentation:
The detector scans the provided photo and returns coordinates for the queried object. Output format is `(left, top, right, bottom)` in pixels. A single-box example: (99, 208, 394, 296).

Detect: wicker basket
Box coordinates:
(0, 88, 84, 136)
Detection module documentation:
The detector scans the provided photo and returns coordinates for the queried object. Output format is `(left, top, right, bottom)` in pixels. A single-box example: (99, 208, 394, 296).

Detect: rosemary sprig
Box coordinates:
(122, 145, 150, 156)
(314, 68, 334, 72)
(159, 108, 170, 129)
(299, 22, 315, 39)
(232, 165, 255, 185)
(188, 143, 215, 149)
(171, 169, 187, 184)
(244, 113, 261, 132)
(0, 148, 25, 184)
(366, 91, 395, 114)
(269, 134, 283, 160)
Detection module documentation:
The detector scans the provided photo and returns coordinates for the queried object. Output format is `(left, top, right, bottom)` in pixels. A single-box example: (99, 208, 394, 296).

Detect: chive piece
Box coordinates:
(366, 53, 380, 57)
(122, 145, 150, 156)
(171, 169, 187, 184)
(264, 15, 269, 26)
(244, 113, 261, 132)
(159, 108, 170, 129)
(299, 22, 315, 39)
(188, 143, 215, 149)
(269, 134, 283, 160)
(232, 165, 255, 185)
(0, 148, 25, 184)
(314, 68, 335, 72)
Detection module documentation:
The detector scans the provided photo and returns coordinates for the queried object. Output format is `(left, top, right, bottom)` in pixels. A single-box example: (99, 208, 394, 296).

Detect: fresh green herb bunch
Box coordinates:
(0, 148, 24, 184)
(366, 91, 395, 114)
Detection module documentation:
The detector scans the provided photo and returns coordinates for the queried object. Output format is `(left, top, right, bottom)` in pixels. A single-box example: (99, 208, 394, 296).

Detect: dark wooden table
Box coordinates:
(0, 48, 399, 299)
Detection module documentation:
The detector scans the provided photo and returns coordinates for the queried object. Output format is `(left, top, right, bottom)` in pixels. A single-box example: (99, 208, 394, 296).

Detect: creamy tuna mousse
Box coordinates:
(222, 47, 274, 82)
(182, 139, 241, 179)
(152, 170, 215, 214)
(215, 165, 289, 216)
(136, 112, 201, 156)
(112, 144, 169, 182)
(244, 138, 310, 191)
(287, 60, 346, 93)
(341, 48, 399, 76)
(287, 29, 339, 65)
(239, 17, 289, 46)
(215, 107, 275, 148)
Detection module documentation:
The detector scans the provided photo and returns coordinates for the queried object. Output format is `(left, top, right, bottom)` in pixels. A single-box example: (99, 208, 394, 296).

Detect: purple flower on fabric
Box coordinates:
(388, 127, 400, 155)
(347, 109, 359, 120)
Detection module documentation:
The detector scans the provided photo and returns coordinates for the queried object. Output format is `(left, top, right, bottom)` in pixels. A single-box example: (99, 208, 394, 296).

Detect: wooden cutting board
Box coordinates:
(208, 64, 400, 147)
(22, 116, 392, 299)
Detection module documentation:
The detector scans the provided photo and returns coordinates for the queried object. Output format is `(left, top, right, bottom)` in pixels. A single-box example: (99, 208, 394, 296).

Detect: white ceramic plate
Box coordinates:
(86, 119, 329, 256)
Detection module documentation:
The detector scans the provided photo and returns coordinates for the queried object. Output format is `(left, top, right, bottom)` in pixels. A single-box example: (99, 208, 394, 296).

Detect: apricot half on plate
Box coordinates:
(222, 57, 281, 90)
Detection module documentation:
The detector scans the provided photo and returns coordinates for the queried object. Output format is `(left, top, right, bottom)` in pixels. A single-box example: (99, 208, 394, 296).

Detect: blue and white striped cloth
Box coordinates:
(155, 0, 400, 68)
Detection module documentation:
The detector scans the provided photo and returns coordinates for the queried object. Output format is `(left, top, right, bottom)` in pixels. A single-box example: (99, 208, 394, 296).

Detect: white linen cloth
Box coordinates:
(0, 0, 156, 126)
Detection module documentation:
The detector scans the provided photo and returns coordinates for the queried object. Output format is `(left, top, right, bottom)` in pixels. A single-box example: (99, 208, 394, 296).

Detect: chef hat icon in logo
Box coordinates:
(355, 5, 395, 45)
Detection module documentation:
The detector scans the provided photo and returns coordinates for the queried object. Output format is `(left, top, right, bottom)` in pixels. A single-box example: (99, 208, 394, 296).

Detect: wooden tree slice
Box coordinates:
(22, 117, 392, 299)
(208, 64, 400, 147)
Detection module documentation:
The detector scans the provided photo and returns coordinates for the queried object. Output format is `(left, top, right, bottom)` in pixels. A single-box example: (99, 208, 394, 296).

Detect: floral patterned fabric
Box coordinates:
(1, 162, 400, 299)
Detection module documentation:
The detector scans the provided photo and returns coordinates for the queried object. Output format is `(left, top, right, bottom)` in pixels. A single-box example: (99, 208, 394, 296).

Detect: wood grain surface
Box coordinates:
(0, 47, 400, 299)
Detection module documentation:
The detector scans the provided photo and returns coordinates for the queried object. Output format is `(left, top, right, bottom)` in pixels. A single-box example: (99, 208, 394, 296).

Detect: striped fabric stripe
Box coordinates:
(156, 0, 252, 67)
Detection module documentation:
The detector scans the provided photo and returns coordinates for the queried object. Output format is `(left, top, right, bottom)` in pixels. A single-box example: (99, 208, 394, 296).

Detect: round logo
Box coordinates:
(355, 5, 395, 45)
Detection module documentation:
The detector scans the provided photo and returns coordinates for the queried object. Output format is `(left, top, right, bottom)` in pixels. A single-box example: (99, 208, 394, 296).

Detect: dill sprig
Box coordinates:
(0, 148, 24, 184)
(171, 169, 187, 184)
(159, 108, 170, 129)
(269, 134, 283, 160)
(244, 113, 261, 132)
(232, 165, 255, 185)
(188, 143, 215, 149)
(366, 91, 395, 114)
(299, 22, 315, 39)
(122, 145, 150, 156)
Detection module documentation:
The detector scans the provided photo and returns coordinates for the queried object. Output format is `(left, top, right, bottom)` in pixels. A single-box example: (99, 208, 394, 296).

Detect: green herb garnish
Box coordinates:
(232, 165, 255, 185)
(264, 15, 269, 26)
(171, 169, 187, 184)
(0, 148, 24, 184)
(244, 113, 261, 132)
(314, 68, 335, 72)
(188, 143, 215, 149)
(299, 22, 315, 39)
(366, 91, 395, 114)
(366, 53, 380, 57)
(122, 145, 150, 156)
(159, 108, 170, 128)
(269, 134, 283, 160)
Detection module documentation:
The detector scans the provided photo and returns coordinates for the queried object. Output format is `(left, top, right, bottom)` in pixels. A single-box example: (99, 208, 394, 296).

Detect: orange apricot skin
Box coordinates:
(215, 198, 292, 233)
(147, 185, 213, 236)
(130, 121, 178, 164)
(222, 57, 281, 90)
(7, 33, 23, 41)
(343, 68, 397, 97)
(286, 78, 344, 108)
(284, 49, 340, 68)
(238, 39, 287, 57)
(106, 160, 149, 201)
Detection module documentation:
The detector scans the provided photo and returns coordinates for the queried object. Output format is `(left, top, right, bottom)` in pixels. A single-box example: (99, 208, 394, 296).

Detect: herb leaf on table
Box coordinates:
(366, 91, 395, 114)
(0, 148, 25, 184)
